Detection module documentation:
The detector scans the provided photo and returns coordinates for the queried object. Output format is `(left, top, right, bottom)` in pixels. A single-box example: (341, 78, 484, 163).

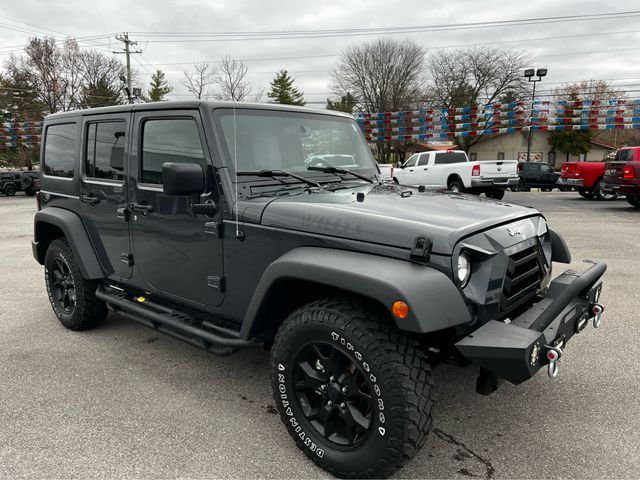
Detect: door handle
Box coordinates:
(80, 195, 99, 205)
(131, 203, 153, 215)
(423, 168, 429, 170)
(116, 207, 129, 220)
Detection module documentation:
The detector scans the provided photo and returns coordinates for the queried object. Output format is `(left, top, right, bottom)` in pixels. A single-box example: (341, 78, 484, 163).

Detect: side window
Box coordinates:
(141, 118, 206, 185)
(85, 121, 126, 181)
(497, 152, 505, 160)
(404, 154, 418, 167)
(43, 123, 77, 178)
(541, 164, 553, 173)
(469, 152, 478, 161)
(417, 153, 430, 166)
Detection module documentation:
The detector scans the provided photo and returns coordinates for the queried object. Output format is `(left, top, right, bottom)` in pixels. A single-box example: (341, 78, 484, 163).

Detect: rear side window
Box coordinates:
(615, 149, 633, 161)
(434, 152, 467, 164)
(85, 121, 126, 181)
(141, 118, 206, 185)
(43, 123, 77, 178)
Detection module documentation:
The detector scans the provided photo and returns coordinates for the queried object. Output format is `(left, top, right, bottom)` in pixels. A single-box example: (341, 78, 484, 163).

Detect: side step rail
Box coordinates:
(96, 285, 262, 356)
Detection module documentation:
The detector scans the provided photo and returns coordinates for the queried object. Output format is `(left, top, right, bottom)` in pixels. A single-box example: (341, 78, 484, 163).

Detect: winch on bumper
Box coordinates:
(455, 261, 606, 393)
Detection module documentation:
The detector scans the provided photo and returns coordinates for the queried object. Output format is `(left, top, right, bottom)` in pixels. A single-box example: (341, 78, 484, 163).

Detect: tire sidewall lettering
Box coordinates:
(330, 331, 386, 435)
(277, 363, 324, 459)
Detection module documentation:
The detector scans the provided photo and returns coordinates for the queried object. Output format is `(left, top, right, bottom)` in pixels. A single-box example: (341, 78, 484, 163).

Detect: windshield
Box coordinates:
(214, 108, 377, 178)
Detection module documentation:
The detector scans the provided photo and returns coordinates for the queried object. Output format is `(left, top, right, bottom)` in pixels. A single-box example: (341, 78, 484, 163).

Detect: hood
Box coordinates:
(257, 184, 541, 254)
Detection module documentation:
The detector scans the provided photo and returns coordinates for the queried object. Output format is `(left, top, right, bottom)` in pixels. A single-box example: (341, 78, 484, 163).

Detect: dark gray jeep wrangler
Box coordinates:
(33, 101, 606, 478)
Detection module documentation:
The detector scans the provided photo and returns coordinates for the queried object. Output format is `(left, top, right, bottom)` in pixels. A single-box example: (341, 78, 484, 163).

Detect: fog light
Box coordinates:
(392, 301, 409, 319)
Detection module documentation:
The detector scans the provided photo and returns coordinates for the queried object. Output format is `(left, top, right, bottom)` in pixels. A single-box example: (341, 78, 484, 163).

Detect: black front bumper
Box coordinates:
(455, 261, 606, 385)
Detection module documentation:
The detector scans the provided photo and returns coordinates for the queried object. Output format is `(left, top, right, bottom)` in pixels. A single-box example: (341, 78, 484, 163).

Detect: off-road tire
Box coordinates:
(541, 187, 553, 192)
(44, 238, 107, 331)
(486, 188, 505, 200)
(447, 179, 464, 193)
(594, 179, 617, 201)
(4, 184, 16, 196)
(271, 297, 434, 479)
(627, 195, 640, 208)
(24, 188, 36, 196)
(577, 187, 594, 199)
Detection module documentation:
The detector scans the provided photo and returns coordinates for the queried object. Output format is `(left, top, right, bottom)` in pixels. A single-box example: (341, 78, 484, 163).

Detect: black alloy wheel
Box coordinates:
(50, 257, 76, 314)
(292, 342, 373, 447)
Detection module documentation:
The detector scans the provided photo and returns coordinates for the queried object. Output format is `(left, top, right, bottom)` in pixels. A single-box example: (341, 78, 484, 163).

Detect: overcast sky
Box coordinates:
(1, 0, 639, 109)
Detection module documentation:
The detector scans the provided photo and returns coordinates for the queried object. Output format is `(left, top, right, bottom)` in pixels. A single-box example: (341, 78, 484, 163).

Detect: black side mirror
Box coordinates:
(162, 162, 204, 196)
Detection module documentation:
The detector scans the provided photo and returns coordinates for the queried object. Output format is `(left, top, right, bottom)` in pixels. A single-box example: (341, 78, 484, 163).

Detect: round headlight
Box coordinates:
(456, 252, 471, 287)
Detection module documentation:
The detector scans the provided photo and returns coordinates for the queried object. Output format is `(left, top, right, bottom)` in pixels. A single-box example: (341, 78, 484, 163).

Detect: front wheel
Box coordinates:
(627, 195, 640, 208)
(4, 184, 16, 196)
(271, 298, 434, 478)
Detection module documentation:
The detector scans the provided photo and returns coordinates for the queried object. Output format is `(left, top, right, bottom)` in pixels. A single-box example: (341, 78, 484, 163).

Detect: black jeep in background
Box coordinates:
(32, 101, 607, 478)
(0, 170, 39, 196)
(513, 162, 562, 191)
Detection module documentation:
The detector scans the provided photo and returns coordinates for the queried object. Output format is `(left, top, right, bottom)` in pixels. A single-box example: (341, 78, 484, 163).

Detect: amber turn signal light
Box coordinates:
(392, 301, 409, 319)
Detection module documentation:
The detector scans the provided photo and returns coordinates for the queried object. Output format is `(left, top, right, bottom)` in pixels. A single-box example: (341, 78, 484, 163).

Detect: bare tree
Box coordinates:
(182, 62, 215, 99)
(427, 47, 529, 108)
(332, 38, 426, 113)
(426, 47, 529, 151)
(331, 38, 426, 161)
(213, 56, 251, 101)
(79, 49, 126, 107)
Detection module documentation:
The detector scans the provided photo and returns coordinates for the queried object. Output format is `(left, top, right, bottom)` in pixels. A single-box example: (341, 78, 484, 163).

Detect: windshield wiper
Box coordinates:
(236, 169, 321, 188)
(307, 165, 375, 184)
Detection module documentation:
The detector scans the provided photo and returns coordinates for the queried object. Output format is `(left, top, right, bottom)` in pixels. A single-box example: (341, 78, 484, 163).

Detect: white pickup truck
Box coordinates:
(392, 150, 518, 199)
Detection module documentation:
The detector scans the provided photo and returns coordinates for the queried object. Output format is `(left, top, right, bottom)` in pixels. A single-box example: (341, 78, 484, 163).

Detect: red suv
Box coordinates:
(602, 147, 640, 208)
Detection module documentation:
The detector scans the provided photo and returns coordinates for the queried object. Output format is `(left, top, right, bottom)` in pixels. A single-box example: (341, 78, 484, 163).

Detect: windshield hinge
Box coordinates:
(410, 235, 433, 263)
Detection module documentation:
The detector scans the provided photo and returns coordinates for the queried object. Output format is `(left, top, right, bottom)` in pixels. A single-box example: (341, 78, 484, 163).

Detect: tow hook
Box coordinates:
(591, 303, 604, 328)
(545, 345, 563, 379)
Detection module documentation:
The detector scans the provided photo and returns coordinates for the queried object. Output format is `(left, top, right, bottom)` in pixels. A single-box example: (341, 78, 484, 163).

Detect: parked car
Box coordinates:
(512, 162, 561, 191)
(376, 162, 394, 181)
(32, 101, 607, 478)
(0, 170, 39, 196)
(602, 146, 640, 208)
(392, 150, 518, 199)
(558, 161, 615, 200)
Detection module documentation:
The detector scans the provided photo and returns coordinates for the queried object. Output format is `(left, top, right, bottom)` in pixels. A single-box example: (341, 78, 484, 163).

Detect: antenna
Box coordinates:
(233, 103, 239, 239)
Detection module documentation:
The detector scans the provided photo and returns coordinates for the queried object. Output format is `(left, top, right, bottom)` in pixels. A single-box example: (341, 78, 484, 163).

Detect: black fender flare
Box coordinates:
(33, 208, 105, 279)
(240, 247, 472, 338)
(549, 228, 571, 264)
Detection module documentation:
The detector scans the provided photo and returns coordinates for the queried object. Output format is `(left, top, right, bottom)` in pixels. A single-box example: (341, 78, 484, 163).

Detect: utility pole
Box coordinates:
(114, 33, 142, 104)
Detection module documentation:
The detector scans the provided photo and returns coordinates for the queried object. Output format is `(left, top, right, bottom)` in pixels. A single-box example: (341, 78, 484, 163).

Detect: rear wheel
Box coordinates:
(627, 195, 640, 208)
(447, 179, 464, 193)
(540, 187, 553, 192)
(4, 184, 16, 196)
(24, 188, 36, 196)
(577, 187, 594, 199)
(44, 238, 107, 330)
(271, 298, 434, 478)
(594, 179, 617, 201)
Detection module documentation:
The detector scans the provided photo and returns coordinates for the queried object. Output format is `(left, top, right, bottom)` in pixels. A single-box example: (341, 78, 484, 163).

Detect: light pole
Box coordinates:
(524, 68, 547, 162)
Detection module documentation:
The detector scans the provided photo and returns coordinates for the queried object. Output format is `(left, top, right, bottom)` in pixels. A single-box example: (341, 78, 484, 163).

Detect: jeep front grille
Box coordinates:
(500, 244, 545, 312)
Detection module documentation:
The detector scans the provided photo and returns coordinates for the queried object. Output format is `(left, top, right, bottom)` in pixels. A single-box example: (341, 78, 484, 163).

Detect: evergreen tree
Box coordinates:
(149, 69, 172, 102)
(267, 70, 305, 106)
(326, 92, 356, 113)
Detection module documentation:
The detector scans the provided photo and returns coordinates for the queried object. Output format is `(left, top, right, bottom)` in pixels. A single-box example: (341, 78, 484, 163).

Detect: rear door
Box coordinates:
(79, 113, 132, 279)
(128, 109, 224, 308)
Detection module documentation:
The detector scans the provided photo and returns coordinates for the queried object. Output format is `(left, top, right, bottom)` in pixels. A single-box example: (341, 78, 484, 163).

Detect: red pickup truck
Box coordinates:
(602, 147, 640, 208)
(558, 161, 616, 200)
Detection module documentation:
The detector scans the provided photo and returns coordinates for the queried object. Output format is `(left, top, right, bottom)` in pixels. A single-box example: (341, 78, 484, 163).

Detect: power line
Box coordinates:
(127, 10, 640, 41)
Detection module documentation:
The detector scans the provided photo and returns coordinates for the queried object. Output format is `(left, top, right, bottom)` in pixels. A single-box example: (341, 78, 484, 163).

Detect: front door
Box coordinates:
(128, 110, 224, 308)
(79, 113, 132, 279)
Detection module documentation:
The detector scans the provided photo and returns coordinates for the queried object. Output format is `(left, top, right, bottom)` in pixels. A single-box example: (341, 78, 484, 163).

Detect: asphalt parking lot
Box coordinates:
(1, 191, 638, 479)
